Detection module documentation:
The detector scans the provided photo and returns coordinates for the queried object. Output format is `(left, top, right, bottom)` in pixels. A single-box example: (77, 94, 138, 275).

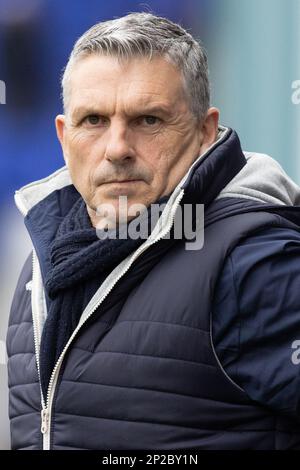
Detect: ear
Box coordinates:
(199, 107, 220, 154)
(55, 114, 69, 165)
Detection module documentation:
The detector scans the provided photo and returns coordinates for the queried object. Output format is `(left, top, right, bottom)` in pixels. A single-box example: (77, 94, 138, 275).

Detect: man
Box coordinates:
(7, 12, 300, 450)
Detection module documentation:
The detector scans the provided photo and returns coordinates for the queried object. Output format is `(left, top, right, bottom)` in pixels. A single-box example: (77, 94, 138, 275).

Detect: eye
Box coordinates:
(141, 115, 160, 126)
(86, 115, 100, 125)
(82, 115, 108, 127)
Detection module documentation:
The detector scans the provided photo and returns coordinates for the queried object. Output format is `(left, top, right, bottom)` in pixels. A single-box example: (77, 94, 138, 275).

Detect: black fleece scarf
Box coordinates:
(39, 195, 169, 400)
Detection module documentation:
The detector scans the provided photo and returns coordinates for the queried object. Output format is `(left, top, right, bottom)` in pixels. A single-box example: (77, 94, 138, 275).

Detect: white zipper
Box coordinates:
(41, 408, 49, 435)
(36, 188, 185, 449)
(31, 250, 46, 412)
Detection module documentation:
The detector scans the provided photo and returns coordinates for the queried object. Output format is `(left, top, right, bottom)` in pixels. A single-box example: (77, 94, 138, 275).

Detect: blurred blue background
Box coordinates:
(0, 0, 299, 449)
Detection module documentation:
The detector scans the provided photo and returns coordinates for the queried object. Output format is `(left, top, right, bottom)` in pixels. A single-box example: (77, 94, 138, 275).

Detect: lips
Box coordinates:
(105, 179, 141, 184)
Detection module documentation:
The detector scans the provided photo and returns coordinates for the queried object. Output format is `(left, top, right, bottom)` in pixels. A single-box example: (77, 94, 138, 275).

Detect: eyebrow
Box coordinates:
(71, 104, 172, 122)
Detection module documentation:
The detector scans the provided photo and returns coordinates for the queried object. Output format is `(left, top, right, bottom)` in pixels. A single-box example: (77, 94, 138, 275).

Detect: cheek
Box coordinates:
(145, 135, 177, 177)
(65, 134, 101, 195)
(136, 133, 171, 173)
(68, 131, 103, 167)
(67, 132, 96, 163)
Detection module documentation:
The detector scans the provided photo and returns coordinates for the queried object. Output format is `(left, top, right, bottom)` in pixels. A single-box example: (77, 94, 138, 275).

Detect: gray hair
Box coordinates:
(61, 12, 210, 121)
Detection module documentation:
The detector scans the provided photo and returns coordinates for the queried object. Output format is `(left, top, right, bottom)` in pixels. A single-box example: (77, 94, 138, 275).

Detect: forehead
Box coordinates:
(67, 54, 187, 113)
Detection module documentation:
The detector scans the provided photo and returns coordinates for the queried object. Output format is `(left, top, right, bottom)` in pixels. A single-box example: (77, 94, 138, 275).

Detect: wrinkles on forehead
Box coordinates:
(65, 55, 189, 120)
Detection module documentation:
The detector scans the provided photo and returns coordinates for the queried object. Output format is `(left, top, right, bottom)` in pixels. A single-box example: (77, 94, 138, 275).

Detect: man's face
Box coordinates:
(56, 55, 219, 227)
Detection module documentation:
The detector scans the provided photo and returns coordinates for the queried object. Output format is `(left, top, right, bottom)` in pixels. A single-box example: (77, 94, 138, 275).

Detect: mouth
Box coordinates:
(104, 179, 142, 185)
(99, 179, 143, 196)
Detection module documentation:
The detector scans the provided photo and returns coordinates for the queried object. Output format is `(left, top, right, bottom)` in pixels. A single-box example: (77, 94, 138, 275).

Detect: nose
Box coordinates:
(104, 121, 134, 164)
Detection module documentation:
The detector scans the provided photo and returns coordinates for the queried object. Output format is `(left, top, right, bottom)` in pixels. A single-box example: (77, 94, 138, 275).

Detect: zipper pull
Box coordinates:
(41, 408, 49, 434)
(25, 280, 33, 291)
